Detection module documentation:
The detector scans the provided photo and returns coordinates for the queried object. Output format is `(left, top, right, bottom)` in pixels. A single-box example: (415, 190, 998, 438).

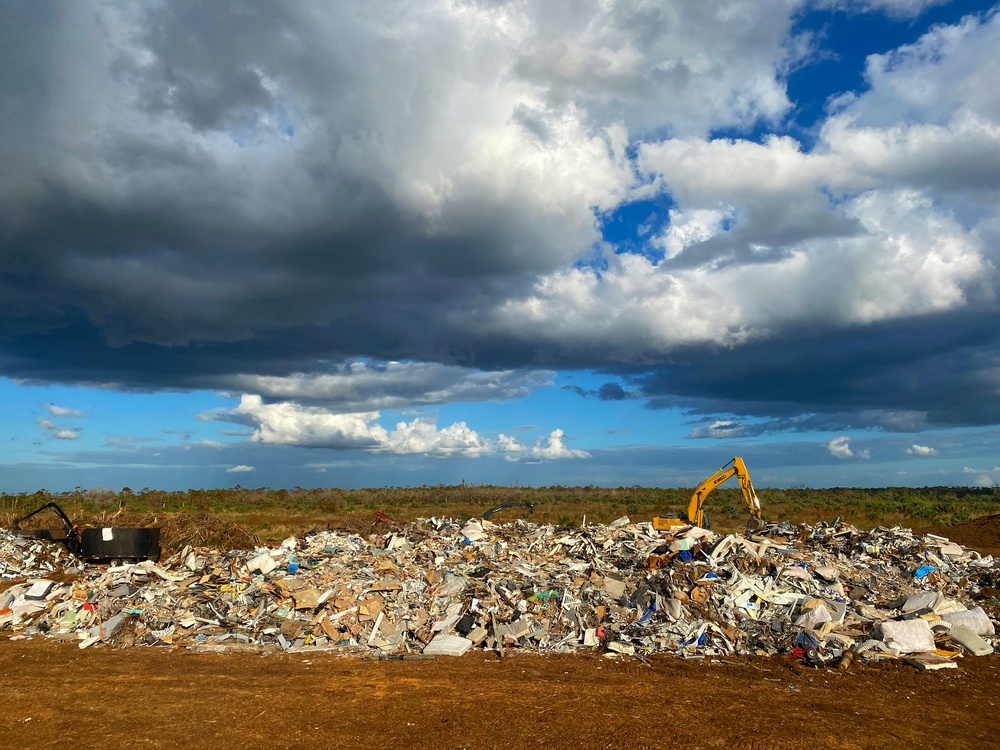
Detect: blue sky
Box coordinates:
(3, 0, 1000, 493)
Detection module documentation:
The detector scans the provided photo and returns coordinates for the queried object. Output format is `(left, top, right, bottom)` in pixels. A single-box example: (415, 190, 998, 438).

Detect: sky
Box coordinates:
(3, 0, 1000, 493)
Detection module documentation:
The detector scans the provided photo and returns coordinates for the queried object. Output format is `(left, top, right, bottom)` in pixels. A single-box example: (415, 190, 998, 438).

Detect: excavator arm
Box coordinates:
(687, 457, 762, 529)
(685, 462, 737, 528)
(12, 501, 81, 551)
(653, 457, 763, 531)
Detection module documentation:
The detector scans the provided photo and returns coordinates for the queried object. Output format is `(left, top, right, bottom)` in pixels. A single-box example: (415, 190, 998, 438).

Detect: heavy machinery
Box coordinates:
(652, 457, 763, 531)
(12, 501, 161, 563)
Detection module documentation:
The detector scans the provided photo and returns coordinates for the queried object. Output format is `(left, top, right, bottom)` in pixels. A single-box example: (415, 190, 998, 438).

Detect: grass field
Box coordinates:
(4, 484, 1000, 551)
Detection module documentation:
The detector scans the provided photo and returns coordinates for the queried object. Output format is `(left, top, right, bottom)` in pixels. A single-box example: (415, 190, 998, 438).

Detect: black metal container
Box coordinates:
(79, 527, 161, 562)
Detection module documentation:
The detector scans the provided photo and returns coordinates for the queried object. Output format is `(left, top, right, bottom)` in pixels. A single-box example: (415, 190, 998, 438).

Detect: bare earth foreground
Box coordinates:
(2, 513, 1000, 750)
(0, 642, 997, 750)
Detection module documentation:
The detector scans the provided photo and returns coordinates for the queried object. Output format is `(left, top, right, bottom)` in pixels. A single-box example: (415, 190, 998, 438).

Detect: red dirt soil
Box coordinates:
(922, 513, 1000, 558)
(0, 640, 997, 750)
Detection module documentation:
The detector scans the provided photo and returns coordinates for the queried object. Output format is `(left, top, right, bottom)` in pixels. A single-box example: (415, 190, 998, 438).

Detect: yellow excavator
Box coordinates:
(652, 456, 763, 531)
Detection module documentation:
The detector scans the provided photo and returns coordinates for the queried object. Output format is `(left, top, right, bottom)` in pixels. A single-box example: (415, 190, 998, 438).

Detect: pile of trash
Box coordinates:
(1, 516, 997, 667)
(1, 532, 82, 579)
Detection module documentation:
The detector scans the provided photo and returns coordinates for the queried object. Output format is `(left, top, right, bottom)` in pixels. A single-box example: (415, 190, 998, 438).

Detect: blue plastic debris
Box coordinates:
(795, 630, 819, 649)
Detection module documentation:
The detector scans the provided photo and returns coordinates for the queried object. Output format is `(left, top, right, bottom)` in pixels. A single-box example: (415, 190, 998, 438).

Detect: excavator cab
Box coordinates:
(653, 457, 763, 531)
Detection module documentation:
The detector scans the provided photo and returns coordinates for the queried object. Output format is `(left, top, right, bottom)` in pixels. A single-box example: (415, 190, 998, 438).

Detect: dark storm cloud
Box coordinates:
(563, 382, 638, 401)
(632, 310, 1000, 429)
(0, 1, 605, 369)
(120, 3, 293, 132)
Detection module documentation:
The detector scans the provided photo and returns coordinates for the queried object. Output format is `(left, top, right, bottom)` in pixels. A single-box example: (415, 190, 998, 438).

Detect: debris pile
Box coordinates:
(1, 533, 81, 580)
(2, 517, 997, 666)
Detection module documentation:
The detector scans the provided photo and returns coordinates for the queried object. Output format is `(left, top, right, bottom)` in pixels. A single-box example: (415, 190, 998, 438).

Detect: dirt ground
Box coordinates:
(0, 641, 997, 750)
(2, 513, 999, 750)
(922, 513, 1000, 558)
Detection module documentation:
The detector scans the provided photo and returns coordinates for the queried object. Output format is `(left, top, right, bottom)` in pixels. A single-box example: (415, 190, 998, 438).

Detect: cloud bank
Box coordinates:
(2, 1, 1000, 459)
(216, 394, 586, 462)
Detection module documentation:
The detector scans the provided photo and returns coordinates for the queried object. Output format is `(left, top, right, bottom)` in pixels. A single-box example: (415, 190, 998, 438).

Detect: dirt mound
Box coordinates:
(922, 513, 1000, 557)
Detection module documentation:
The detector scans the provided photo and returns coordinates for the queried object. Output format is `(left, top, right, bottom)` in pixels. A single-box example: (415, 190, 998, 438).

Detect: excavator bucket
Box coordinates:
(744, 515, 765, 532)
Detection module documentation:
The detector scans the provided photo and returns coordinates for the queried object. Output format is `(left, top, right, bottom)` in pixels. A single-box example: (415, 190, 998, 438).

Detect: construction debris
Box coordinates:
(1, 517, 997, 666)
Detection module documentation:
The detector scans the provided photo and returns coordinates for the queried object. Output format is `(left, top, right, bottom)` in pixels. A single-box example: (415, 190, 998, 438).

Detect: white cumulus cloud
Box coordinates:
(468, 11, 1000, 362)
(828, 436, 870, 460)
(963, 466, 1000, 487)
(226, 465, 255, 473)
(529, 429, 591, 461)
(905, 444, 938, 456)
(381, 419, 492, 458)
(45, 403, 87, 418)
(234, 395, 387, 449)
(36, 417, 80, 441)
(225, 393, 587, 460)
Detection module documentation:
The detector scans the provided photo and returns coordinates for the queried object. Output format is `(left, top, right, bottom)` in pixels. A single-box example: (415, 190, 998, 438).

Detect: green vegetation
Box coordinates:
(2, 484, 999, 533)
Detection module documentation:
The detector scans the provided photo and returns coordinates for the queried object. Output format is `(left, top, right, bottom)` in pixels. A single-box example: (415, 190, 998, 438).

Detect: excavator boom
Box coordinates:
(652, 456, 763, 531)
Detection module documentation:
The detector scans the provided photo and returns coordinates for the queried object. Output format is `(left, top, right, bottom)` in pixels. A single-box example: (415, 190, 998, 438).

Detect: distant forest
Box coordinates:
(4, 484, 1000, 530)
